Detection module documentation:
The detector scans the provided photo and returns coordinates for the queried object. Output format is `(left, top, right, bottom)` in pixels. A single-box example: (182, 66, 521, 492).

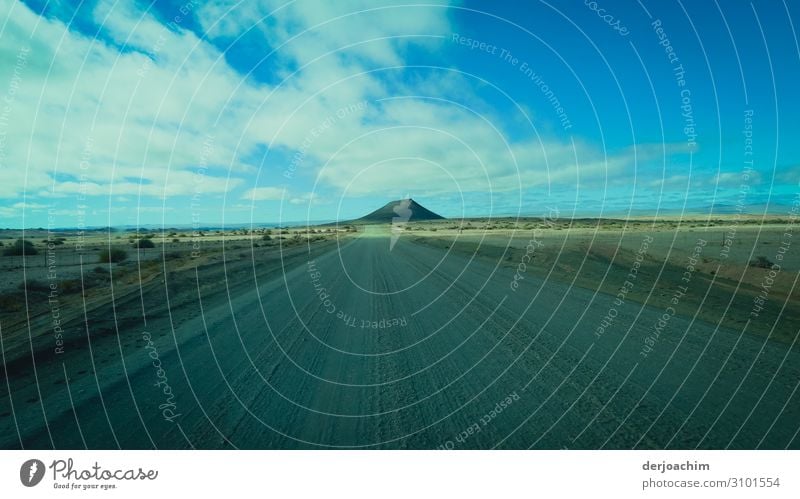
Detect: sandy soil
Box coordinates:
(1, 221, 798, 449)
(0, 229, 344, 368)
(409, 222, 800, 344)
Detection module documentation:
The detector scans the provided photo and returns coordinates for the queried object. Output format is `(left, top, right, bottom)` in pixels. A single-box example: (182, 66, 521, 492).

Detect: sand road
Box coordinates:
(1, 231, 799, 449)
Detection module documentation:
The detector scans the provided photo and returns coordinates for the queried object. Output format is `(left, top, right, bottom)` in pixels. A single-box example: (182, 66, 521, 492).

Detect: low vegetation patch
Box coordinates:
(749, 255, 774, 268)
(3, 238, 38, 256)
(99, 248, 128, 263)
(19, 279, 50, 293)
(134, 239, 156, 249)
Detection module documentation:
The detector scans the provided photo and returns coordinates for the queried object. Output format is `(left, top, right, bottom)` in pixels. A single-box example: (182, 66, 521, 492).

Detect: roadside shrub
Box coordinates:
(3, 238, 38, 256)
(164, 252, 181, 261)
(749, 256, 774, 269)
(60, 279, 82, 294)
(99, 248, 128, 263)
(19, 279, 49, 293)
(134, 239, 155, 249)
(262, 234, 272, 241)
(0, 291, 22, 312)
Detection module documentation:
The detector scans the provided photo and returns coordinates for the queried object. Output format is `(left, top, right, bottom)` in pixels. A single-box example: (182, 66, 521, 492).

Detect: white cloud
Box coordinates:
(12, 202, 50, 210)
(0, 0, 694, 224)
(0, 2, 266, 201)
(243, 186, 286, 201)
(197, 0, 451, 66)
(289, 192, 326, 205)
(713, 171, 761, 187)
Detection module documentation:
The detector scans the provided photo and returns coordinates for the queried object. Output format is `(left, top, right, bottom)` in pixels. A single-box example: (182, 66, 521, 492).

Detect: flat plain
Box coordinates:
(1, 217, 798, 449)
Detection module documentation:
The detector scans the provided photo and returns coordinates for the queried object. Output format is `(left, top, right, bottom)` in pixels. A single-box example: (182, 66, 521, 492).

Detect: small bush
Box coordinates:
(19, 279, 50, 293)
(0, 291, 22, 312)
(84, 270, 110, 289)
(749, 256, 774, 269)
(262, 234, 272, 241)
(60, 279, 82, 294)
(134, 239, 155, 249)
(3, 238, 38, 256)
(164, 252, 181, 261)
(172, 238, 180, 243)
(99, 248, 128, 263)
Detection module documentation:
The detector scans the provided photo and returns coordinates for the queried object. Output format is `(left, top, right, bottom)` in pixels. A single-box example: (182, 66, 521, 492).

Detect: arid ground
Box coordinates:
(1, 217, 798, 449)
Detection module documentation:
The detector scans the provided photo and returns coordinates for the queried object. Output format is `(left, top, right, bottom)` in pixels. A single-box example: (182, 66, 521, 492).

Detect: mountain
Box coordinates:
(350, 198, 445, 224)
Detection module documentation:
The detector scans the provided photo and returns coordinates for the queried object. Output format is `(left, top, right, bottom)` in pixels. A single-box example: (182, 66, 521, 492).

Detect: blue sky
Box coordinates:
(1, 0, 798, 228)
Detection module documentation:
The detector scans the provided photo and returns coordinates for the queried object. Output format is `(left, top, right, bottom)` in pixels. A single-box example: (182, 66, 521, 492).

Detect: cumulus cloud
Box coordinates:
(0, 2, 262, 202)
(243, 186, 286, 201)
(0, 0, 694, 225)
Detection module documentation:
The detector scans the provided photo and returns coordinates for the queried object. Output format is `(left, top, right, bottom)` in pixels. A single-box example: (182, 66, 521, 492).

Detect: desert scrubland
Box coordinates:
(1, 217, 798, 449)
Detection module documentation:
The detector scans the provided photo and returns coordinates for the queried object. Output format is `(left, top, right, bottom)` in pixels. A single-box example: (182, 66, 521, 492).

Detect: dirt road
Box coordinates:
(2, 231, 798, 448)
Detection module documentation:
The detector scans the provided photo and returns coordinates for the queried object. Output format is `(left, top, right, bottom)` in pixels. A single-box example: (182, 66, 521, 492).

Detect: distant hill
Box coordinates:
(348, 198, 445, 224)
